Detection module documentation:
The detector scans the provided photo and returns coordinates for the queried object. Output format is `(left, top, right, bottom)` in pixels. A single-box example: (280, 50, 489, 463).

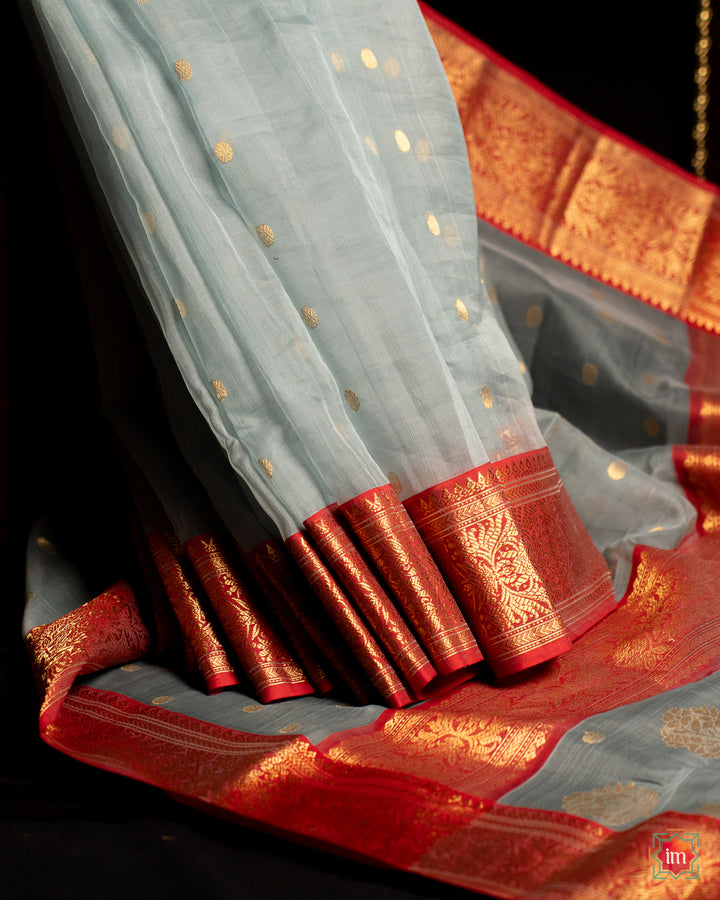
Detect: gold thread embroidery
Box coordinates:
(582, 731, 606, 744)
(582, 363, 599, 386)
(141, 212, 156, 235)
(301, 306, 318, 328)
(330, 51, 345, 73)
(361, 48, 378, 69)
(607, 461, 627, 481)
(562, 782, 659, 826)
(152, 696, 173, 705)
(427, 214, 440, 236)
(644, 417, 661, 438)
(174, 298, 187, 318)
(174, 59, 192, 81)
(365, 135, 379, 156)
(455, 299, 468, 321)
(480, 386, 493, 409)
(214, 141, 233, 163)
(383, 57, 401, 77)
(661, 705, 720, 758)
(258, 458, 273, 479)
(394, 130, 411, 153)
(344, 389, 361, 411)
(414, 138, 432, 162)
(112, 126, 130, 150)
(256, 224, 275, 246)
(211, 379, 227, 402)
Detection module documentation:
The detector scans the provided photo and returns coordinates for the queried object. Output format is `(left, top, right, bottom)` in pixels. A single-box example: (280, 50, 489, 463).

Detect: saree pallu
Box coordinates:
(19, 2, 720, 898)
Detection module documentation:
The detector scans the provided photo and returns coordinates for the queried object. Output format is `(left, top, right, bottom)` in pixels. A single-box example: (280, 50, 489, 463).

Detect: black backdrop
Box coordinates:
(3, 3, 718, 899)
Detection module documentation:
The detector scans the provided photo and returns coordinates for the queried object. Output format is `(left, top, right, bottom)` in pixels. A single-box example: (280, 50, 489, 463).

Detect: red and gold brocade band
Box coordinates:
(147, 532, 239, 694)
(245, 538, 374, 704)
(405, 447, 616, 675)
(185, 535, 314, 703)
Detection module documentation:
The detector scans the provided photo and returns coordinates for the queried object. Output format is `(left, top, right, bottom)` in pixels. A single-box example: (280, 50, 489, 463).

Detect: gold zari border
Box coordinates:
(426, 13, 720, 333)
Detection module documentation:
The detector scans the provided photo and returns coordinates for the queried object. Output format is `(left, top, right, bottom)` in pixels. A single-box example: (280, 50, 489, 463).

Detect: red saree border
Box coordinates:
(45, 684, 720, 899)
(422, 5, 720, 334)
(687, 326, 720, 446)
(404, 447, 615, 676)
(321, 534, 720, 806)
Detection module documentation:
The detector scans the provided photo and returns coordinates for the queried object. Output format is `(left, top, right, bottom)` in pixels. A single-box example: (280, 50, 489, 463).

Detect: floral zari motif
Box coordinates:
(405, 447, 616, 675)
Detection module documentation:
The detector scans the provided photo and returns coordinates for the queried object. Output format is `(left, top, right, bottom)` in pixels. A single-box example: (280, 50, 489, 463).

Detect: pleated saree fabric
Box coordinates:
(21, 3, 720, 898)
(23, 0, 615, 708)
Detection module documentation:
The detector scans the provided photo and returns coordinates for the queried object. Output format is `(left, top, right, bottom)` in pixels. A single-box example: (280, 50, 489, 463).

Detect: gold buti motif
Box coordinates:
(174, 297, 186, 318)
(443, 225, 461, 248)
(455, 299, 468, 321)
(582, 731, 606, 744)
(214, 141, 233, 163)
(174, 59, 192, 81)
(388, 471, 403, 494)
(661, 705, 720, 758)
(211, 379, 227, 402)
(481, 385, 493, 409)
(330, 51, 345, 73)
(394, 130, 410, 153)
(243, 704, 263, 712)
(427, 214, 440, 236)
(37, 537, 56, 555)
(151, 696, 173, 705)
(112, 126, 130, 150)
(344, 389, 361, 411)
(518, 360, 527, 373)
(361, 48, 378, 69)
(141, 212, 156, 235)
(414, 138, 432, 162)
(644, 417, 660, 438)
(643, 372, 659, 386)
(256, 224, 275, 246)
(258, 457, 274, 479)
(383, 57, 401, 77)
(120, 664, 141, 672)
(582, 362, 599, 386)
(607, 461, 627, 481)
(279, 722, 302, 734)
(365, 135, 379, 156)
(301, 306, 318, 328)
(649, 525, 665, 533)
(562, 782, 659, 826)
(525, 305, 543, 327)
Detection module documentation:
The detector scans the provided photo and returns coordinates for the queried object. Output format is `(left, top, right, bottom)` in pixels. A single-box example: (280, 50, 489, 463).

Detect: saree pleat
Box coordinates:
(147, 530, 239, 693)
(18, 2, 720, 896)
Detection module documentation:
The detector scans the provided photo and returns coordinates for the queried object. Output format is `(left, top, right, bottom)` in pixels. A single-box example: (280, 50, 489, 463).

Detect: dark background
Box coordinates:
(3, 3, 718, 898)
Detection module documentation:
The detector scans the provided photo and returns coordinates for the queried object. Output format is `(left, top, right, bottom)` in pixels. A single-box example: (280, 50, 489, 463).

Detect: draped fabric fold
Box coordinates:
(19, 0, 617, 707)
(18, 2, 720, 897)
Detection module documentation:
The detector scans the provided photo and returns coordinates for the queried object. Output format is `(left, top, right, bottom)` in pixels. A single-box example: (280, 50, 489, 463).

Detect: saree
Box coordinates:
(17, 1, 720, 897)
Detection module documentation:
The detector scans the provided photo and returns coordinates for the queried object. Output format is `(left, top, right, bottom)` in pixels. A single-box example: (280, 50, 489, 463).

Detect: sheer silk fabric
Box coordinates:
(19, 5, 720, 899)
(23, 0, 615, 705)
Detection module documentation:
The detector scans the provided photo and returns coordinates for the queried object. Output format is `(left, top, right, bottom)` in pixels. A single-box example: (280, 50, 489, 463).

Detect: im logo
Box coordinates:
(651, 832, 700, 881)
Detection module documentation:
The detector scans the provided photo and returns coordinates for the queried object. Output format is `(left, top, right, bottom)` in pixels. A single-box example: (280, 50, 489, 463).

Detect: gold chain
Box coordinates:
(693, 0, 713, 179)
